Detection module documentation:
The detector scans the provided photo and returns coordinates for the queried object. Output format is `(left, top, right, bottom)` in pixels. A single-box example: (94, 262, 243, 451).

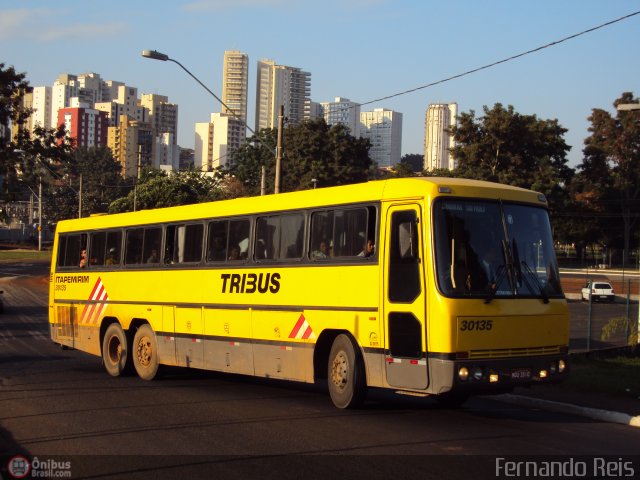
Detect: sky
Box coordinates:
(1, 0, 639, 168)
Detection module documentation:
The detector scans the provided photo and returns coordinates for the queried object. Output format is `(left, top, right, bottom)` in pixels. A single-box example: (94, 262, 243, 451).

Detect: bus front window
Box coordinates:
(434, 199, 563, 299)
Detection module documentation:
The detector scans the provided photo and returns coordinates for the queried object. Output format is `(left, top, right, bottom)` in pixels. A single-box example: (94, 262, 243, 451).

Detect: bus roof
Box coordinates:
(55, 177, 545, 233)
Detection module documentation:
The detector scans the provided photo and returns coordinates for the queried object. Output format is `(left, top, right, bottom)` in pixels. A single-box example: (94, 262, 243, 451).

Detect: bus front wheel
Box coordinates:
(328, 334, 366, 409)
(102, 323, 129, 377)
(132, 324, 160, 381)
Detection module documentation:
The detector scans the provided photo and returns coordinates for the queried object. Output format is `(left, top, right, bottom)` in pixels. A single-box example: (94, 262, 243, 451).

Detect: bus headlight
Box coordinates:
(549, 362, 557, 374)
(471, 367, 483, 381)
(458, 367, 469, 381)
(558, 359, 566, 373)
(539, 369, 548, 379)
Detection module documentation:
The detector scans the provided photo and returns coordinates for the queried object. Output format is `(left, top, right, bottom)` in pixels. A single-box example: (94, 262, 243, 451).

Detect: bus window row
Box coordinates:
(56, 205, 378, 270)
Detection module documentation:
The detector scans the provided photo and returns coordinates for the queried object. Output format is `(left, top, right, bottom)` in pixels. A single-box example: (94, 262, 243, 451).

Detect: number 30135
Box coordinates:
(459, 319, 493, 331)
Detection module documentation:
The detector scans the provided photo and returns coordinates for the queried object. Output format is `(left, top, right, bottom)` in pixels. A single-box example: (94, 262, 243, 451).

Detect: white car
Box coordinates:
(581, 281, 615, 303)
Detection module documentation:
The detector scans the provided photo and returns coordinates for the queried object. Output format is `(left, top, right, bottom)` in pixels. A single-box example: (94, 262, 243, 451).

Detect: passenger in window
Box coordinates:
(105, 248, 118, 266)
(228, 246, 241, 261)
(79, 249, 87, 268)
(358, 239, 375, 257)
(146, 249, 159, 263)
(209, 236, 227, 261)
(312, 241, 330, 259)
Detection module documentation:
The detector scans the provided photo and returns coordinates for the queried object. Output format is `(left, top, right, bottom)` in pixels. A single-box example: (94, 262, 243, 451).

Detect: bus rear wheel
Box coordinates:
(102, 323, 129, 377)
(328, 334, 366, 409)
(132, 324, 159, 381)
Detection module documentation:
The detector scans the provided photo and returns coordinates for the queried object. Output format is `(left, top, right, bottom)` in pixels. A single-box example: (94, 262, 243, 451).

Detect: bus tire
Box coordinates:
(102, 323, 129, 377)
(132, 324, 159, 381)
(328, 334, 366, 409)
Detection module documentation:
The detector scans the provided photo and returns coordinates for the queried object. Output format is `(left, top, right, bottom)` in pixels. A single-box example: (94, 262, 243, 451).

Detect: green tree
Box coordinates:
(108, 168, 222, 213)
(399, 153, 424, 172)
(225, 128, 278, 196)
(577, 92, 640, 263)
(45, 146, 126, 222)
(450, 103, 573, 218)
(227, 119, 372, 195)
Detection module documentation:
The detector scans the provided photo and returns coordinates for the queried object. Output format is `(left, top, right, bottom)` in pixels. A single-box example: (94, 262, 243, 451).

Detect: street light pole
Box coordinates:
(38, 177, 42, 252)
(141, 49, 279, 194)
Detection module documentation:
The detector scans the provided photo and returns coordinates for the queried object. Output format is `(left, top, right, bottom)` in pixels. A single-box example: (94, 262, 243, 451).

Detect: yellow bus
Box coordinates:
(49, 177, 569, 408)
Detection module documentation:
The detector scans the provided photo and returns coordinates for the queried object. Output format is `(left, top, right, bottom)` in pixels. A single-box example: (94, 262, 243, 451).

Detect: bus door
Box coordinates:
(383, 205, 428, 390)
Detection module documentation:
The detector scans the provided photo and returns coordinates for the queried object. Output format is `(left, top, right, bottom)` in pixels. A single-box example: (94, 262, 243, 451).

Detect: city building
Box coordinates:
(221, 50, 249, 130)
(424, 103, 457, 171)
(139, 94, 178, 143)
(194, 112, 245, 172)
(254, 59, 311, 131)
(360, 108, 403, 168)
(107, 115, 153, 178)
(154, 132, 180, 172)
(29, 86, 52, 132)
(139, 93, 178, 165)
(319, 97, 361, 136)
(95, 84, 146, 128)
(57, 107, 109, 148)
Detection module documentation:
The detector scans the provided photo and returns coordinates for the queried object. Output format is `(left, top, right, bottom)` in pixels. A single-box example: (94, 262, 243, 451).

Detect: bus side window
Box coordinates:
(167, 224, 203, 264)
(229, 219, 250, 260)
(334, 208, 367, 257)
(125, 228, 144, 265)
(207, 220, 229, 262)
(143, 227, 162, 264)
(105, 231, 122, 266)
(310, 211, 333, 260)
(90, 232, 107, 266)
(58, 233, 87, 268)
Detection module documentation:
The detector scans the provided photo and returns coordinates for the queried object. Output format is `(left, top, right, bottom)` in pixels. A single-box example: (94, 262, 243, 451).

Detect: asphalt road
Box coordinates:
(1, 264, 640, 479)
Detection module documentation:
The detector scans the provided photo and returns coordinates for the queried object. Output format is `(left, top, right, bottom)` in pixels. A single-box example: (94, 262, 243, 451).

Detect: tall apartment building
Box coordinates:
(194, 112, 245, 172)
(360, 108, 403, 168)
(58, 107, 109, 148)
(30, 86, 52, 131)
(154, 133, 180, 172)
(95, 85, 146, 128)
(107, 115, 153, 178)
(255, 59, 311, 131)
(139, 94, 178, 143)
(319, 97, 360, 137)
(424, 103, 457, 171)
(221, 50, 249, 129)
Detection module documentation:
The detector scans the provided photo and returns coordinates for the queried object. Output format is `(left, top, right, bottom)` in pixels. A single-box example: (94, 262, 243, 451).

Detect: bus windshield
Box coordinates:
(434, 198, 563, 300)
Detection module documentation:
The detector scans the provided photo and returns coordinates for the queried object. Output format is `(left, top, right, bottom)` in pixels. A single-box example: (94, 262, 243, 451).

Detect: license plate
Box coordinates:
(511, 368, 531, 380)
(599, 296, 608, 300)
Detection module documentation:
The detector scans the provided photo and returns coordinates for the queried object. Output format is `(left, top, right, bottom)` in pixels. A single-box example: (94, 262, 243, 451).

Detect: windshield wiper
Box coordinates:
(484, 264, 506, 304)
(519, 261, 549, 304)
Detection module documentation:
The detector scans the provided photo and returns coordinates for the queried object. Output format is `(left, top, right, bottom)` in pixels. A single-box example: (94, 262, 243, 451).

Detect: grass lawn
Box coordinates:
(562, 354, 640, 398)
(0, 250, 51, 262)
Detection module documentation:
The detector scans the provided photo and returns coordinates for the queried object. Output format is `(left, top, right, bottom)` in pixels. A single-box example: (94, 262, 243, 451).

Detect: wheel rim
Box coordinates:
(136, 335, 153, 368)
(330, 350, 349, 391)
(107, 335, 122, 365)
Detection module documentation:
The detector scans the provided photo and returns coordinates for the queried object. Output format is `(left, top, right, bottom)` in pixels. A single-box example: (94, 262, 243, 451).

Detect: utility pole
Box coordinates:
(38, 177, 42, 252)
(78, 174, 83, 219)
(274, 105, 284, 194)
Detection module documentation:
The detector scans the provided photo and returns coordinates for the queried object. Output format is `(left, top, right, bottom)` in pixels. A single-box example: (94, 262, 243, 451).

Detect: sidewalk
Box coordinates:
(493, 384, 640, 427)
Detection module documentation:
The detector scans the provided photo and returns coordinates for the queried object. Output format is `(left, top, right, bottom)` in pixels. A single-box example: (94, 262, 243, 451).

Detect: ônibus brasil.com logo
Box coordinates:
(6, 455, 72, 478)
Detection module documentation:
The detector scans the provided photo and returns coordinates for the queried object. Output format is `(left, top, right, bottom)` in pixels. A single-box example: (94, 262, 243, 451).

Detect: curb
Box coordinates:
(495, 394, 640, 428)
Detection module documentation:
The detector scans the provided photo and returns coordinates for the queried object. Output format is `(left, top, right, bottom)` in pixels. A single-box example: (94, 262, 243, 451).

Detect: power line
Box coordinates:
(357, 10, 640, 108)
